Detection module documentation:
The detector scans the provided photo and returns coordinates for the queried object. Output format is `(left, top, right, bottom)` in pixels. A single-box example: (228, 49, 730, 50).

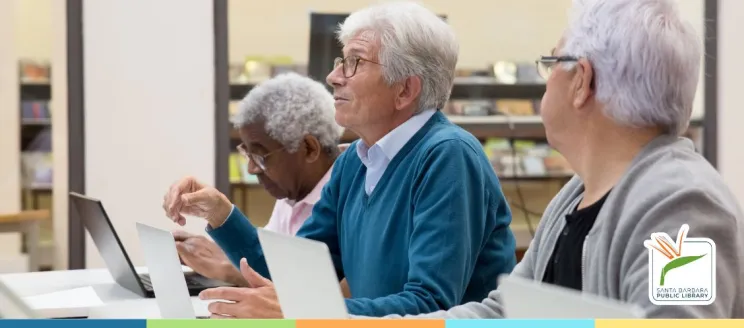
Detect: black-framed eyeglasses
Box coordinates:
(333, 55, 383, 78)
(535, 55, 579, 80)
(236, 143, 284, 171)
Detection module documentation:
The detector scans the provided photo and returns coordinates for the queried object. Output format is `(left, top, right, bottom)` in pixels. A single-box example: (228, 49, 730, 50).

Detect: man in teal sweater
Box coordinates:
(162, 1, 516, 318)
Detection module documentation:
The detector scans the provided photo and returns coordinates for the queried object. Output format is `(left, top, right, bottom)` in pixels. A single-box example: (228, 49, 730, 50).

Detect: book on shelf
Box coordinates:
(229, 152, 258, 185)
(21, 152, 53, 189)
(483, 138, 572, 178)
(19, 59, 51, 83)
(229, 101, 240, 117)
(230, 56, 306, 85)
(21, 101, 51, 120)
(443, 99, 540, 117)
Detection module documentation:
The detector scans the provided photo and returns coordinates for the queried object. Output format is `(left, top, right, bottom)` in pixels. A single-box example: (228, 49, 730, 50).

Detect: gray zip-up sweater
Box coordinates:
(381, 135, 744, 319)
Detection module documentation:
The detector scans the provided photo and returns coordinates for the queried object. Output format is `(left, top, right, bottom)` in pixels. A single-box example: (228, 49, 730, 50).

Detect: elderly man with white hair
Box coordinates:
(161, 1, 517, 319)
(384, 0, 744, 319)
(163, 72, 354, 294)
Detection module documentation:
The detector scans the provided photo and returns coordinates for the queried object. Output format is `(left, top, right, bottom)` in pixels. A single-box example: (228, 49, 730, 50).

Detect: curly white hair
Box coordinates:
(231, 73, 342, 154)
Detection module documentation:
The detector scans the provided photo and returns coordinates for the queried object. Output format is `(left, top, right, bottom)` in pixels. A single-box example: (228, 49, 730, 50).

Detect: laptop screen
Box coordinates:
(69, 192, 146, 297)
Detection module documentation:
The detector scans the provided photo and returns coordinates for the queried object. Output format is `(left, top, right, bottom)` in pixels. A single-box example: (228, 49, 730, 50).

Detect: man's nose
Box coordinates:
(326, 65, 345, 87)
(247, 157, 263, 175)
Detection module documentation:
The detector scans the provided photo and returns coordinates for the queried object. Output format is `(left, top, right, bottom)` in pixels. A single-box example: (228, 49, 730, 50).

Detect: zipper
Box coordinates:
(581, 240, 587, 291)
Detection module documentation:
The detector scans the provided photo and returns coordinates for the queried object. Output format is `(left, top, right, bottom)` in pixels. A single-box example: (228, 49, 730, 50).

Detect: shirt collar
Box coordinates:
(356, 109, 437, 163)
(284, 164, 334, 207)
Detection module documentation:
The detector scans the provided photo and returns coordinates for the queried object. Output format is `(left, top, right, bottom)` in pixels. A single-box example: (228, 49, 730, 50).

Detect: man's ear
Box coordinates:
(303, 135, 322, 163)
(572, 58, 594, 110)
(394, 76, 422, 111)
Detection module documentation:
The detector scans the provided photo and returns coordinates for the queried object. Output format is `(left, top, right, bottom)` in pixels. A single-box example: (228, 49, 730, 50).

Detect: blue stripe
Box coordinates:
(0, 319, 147, 328)
(446, 319, 595, 328)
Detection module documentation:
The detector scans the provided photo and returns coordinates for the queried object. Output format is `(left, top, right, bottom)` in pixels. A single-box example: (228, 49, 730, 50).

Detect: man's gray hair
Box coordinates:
(336, 1, 458, 113)
(231, 72, 343, 154)
(560, 0, 701, 136)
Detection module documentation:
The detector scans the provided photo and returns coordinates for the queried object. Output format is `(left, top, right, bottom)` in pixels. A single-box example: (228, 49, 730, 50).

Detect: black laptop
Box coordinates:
(69, 192, 233, 298)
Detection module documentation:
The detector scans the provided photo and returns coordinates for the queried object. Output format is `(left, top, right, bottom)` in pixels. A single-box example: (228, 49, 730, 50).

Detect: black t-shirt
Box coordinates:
(542, 191, 610, 291)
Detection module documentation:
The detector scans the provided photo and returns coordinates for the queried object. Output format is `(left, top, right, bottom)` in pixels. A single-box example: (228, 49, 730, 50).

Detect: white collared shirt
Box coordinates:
(263, 165, 334, 236)
(356, 109, 437, 195)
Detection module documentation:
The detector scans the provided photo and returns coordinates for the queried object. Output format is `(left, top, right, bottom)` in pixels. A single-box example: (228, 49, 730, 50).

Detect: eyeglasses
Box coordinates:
(535, 55, 579, 80)
(333, 55, 382, 78)
(236, 143, 284, 171)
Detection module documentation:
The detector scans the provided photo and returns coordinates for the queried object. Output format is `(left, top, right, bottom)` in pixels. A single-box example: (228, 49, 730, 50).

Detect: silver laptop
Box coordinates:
(257, 228, 348, 319)
(0, 280, 38, 319)
(135, 223, 210, 319)
(498, 274, 644, 318)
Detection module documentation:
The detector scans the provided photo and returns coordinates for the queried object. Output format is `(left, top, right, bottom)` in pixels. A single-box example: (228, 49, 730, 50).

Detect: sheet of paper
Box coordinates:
(23, 286, 105, 309)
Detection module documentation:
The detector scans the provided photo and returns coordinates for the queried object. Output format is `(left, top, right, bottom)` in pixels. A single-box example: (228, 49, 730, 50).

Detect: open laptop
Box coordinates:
(0, 280, 38, 319)
(135, 223, 211, 319)
(69, 192, 232, 299)
(498, 274, 644, 318)
(257, 228, 348, 319)
(257, 226, 642, 320)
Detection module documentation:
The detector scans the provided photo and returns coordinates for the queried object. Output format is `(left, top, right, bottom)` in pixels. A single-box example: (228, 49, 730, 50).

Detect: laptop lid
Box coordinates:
(69, 192, 147, 297)
(135, 223, 195, 319)
(0, 281, 38, 319)
(498, 274, 644, 319)
(257, 228, 348, 319)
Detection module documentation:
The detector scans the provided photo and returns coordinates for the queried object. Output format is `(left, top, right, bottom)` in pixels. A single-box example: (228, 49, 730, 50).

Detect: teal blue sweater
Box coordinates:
(208, 111, 517, 317)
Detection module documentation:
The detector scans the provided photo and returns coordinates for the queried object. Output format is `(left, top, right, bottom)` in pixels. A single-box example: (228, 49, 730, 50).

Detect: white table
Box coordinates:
(0, 267, 212, 318)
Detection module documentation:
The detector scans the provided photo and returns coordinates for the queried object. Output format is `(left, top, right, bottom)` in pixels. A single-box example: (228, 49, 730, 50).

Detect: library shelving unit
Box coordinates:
(19, 80, 52, 208)
(228, 78, 567, 244)
(226, 75, 707, 255)
(18, 60, 54, 270)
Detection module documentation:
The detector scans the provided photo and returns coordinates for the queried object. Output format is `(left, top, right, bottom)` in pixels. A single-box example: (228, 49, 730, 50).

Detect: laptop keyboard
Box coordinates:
(140, 274, 205, 290)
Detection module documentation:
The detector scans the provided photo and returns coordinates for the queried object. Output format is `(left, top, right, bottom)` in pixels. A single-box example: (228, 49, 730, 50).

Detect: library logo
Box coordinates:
(644, 224, 716, 305)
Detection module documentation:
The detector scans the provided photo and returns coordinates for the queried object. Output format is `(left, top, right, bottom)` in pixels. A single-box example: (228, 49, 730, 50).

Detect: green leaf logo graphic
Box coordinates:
(659, 254, 706, 286)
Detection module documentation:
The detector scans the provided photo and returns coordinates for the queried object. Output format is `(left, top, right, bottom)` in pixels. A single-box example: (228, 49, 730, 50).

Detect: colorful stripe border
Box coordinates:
(0, 319, 743, 328)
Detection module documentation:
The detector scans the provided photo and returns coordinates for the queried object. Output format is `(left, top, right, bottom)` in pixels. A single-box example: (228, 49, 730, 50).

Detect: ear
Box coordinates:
(394, 76, 422, 111)
(302, 135, 322, 163)
(572, 58, 594, 109)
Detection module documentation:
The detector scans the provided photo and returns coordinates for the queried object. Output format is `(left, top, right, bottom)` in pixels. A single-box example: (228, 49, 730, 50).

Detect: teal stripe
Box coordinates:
(446, 319, 595, 328)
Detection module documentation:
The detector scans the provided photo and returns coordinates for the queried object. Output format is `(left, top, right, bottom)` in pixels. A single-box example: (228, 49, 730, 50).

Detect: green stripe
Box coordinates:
(147, 319, 295, 328)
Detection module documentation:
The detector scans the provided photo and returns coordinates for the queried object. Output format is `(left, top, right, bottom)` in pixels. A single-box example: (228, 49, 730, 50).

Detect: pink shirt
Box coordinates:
(263, 165, 334, 236)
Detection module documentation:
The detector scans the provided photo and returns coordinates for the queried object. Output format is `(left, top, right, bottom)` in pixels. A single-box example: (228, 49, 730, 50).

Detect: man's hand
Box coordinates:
(162, 176, 232, 228)
(199, 258, 283, 319)
(173, 230, 248, 287)
(340, 278, 352, 298)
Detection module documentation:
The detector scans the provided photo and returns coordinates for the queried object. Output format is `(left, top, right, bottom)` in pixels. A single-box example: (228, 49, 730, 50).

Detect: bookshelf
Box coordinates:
(20, 80, 53, 200)
(226, 77, 707, 250)
(18, 60, 54, 270)
(227, 79, 568, 236)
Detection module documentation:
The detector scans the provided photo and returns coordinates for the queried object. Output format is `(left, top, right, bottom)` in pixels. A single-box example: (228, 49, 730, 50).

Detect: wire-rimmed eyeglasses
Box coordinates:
(236, 143, 284, 171)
